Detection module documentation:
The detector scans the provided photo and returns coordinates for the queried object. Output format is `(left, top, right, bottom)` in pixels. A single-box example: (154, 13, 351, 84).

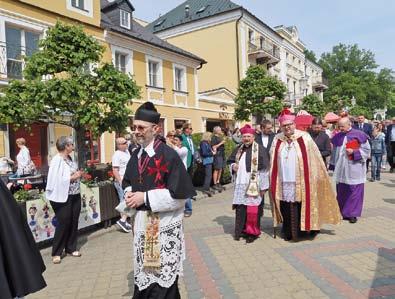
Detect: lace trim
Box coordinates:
(134, 221, 185, 290)
(233, 183, 262, 206)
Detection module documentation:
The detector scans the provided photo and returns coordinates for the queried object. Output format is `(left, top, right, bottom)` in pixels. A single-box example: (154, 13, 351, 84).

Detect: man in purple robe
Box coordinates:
(329, 117, 371, 223)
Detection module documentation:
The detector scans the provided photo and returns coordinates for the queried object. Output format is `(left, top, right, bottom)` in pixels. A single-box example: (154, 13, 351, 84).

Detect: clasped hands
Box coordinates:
(125, 191, 145, 208)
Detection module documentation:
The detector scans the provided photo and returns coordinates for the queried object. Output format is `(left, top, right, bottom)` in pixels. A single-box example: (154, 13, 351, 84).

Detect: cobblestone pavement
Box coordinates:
(30, 171, 395, 299)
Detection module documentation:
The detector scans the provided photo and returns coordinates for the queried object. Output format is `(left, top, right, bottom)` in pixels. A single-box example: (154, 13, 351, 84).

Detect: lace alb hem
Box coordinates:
(134, 220, 185, 290)
(233, 183, 262, 206)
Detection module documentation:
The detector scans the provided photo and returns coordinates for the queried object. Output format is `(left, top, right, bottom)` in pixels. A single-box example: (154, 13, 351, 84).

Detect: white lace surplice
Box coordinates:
(279, 141, 297, 203)
(133, 189, 185, 290)
(232, 152, 269, 206)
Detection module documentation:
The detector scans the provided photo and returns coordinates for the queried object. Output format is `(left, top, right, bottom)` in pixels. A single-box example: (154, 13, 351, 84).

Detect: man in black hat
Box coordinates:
(122, 102, 196, 299)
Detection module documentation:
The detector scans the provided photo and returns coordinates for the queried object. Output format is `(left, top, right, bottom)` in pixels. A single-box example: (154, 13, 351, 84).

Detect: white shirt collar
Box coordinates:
(138, 139, 156, 158)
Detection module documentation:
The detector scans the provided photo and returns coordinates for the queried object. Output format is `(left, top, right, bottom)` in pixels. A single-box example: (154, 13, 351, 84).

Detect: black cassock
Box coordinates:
(123, 140, 196, 299)
(0, 180, 46, 298)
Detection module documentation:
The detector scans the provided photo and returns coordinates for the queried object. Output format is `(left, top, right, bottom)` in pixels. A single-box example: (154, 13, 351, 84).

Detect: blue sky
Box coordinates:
(132, 0, 395, 71)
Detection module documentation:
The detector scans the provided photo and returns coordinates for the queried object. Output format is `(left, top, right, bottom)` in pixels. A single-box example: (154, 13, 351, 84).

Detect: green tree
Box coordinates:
(319, 43, 395, 117)
(297, 94, 324, 117)
(234, 65, 287, 121)
(0, 22, 140, 167)
(304, 49, 317, 64)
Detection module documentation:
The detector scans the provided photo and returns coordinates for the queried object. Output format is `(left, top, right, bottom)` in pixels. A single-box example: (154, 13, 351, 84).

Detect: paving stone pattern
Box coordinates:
(30, 172, 395, 299)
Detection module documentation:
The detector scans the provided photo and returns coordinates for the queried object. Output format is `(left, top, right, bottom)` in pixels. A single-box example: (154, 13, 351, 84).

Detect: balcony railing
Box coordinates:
(0, 41, 38, 81)
(285, 93, 305, 106)
(248, 39, 280, 64)
(312, 76, 329, 90)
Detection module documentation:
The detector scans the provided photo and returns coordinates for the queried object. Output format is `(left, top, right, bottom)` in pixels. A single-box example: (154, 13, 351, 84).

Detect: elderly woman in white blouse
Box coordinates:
(16, 138, 35, 176)
(46, 136, 83, 264)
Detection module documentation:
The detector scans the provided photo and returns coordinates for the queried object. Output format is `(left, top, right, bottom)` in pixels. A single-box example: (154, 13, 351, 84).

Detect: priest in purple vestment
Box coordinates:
(329, 117, 371, 223)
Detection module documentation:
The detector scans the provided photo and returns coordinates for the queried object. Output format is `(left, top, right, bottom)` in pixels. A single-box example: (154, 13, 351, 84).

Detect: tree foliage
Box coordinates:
(296, 94, 324, 117)
(304, 49, 317, 64)
(319, 43, 395, 117)
(0, 22, 141, 166)
(234, 65, 287, 121)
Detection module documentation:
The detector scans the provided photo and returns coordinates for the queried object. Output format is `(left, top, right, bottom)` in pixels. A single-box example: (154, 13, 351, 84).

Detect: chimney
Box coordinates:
(185, 4, 190, 18)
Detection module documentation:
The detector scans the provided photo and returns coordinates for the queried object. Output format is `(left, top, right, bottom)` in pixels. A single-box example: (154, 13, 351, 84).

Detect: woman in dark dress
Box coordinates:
(0, 180, 46, 298)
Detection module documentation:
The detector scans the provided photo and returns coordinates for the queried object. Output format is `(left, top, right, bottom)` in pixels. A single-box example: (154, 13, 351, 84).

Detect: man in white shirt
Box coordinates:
(112, 137, 131, 232)
(255, 120, 275, 152)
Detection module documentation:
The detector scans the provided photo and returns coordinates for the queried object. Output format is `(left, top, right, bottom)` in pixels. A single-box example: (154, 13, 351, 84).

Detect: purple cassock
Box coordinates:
(329, 129, 371, 218)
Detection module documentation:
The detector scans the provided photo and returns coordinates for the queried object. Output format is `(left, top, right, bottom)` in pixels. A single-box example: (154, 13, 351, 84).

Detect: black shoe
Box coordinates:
(246, 236, 255, 243)
(202, 190, 213, 197)
(233, 236, 240, 241)
(369, 178, 375, 182)
(349, 217, 357, 223)
(390, 168, 394, 173)
(213, 184, 222, 193)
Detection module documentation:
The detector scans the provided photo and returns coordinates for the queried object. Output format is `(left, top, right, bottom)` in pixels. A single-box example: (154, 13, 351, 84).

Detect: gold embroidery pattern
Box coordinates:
(143, 212, 161, 270)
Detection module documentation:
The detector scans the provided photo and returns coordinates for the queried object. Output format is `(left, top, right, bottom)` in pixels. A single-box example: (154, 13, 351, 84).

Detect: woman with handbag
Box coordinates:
(15, 138, 36, 176)
(45, 136, 83, 264)
(200, 132, 216, 197)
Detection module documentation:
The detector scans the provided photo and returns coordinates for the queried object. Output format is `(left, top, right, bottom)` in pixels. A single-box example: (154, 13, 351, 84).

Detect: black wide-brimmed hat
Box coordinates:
(134, 101, 160, 124)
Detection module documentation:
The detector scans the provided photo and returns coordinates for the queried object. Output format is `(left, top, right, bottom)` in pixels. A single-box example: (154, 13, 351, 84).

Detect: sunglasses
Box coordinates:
(119, 141, 128, 145)
(167, 135, 175, 137)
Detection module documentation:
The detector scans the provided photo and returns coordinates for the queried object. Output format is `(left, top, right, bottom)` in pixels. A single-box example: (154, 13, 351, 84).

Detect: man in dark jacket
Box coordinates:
(385, 117, 395, 172)
(309, 118, 331, 167)
(255, 120, 275, 153)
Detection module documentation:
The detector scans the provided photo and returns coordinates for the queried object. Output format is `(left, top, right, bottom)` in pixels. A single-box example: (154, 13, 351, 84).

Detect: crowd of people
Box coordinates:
(1, 98, 394, 298)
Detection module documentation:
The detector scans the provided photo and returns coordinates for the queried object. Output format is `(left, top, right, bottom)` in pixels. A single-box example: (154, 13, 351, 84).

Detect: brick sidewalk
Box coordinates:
(30, 172, 395, 299)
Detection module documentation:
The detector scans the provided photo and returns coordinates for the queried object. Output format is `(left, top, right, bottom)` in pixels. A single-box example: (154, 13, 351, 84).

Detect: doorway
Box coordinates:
(9, 123, 48, 169)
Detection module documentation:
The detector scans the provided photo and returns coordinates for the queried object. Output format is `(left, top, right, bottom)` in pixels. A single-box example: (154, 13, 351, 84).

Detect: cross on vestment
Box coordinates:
(146, 235, 159, 256)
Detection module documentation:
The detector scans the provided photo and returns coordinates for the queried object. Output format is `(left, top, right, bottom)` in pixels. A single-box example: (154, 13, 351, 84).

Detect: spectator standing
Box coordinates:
(45, 136, 83, 264)
(15, 138, 36, 176)
(169, 135, 188, 170)
(211, 126, 226, 192)
(181, 123, 195, 217)
(112, 137, 132, 233)
(370, 127, 386, 181)
(309, 117, 332, 165)
(385, 117, 395, 173)
(353, 115, 373, 172)
(200, 132, 215, 197)
(232, 128, 242, 145)
(255, 120, 275, 152)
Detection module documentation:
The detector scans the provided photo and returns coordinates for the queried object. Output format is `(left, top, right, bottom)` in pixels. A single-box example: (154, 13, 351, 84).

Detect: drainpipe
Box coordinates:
(235, 9, 243, 86)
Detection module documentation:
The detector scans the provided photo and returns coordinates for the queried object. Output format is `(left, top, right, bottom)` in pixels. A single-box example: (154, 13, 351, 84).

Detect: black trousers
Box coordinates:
(388, 141, 395, 169)
(280, 201, 301, 241)
(133, 276, 180, 299)
(203, 164, 213, 190)
(50, 194, 81, 256)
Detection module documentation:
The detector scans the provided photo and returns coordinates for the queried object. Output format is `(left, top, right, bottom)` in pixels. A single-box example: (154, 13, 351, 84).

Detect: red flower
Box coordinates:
(82, 173, 92, 181)
(23, 184, 32, 190)
(107, 170, 114, 178)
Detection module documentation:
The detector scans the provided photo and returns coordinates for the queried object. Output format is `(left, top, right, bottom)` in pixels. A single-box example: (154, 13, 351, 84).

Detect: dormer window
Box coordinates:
(197, 5, 209, 14)
(120, 10, 131, 29)
(67, 0, 92, 17)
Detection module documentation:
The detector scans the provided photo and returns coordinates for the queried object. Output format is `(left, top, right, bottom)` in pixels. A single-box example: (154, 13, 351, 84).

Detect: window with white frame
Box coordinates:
(148, 60, 160, 87)
(67, 0, 92, 16)
(120, 10, 131, 29)
(5, 25, 40, 79)
(71, 0, 85, 10)
(115, 52, 127, 73)
(174, 66, 186, 91)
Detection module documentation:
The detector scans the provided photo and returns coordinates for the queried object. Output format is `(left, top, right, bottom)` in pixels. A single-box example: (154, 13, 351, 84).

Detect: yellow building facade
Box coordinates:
(0, 0, 225, 167)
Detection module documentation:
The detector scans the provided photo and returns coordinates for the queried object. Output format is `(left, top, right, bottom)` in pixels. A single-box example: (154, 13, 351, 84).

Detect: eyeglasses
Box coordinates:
(167, 135, 175, 137)
(118, 141, 128, 145)
(281, 123, 295, 128)
(132, 125, 154, 132)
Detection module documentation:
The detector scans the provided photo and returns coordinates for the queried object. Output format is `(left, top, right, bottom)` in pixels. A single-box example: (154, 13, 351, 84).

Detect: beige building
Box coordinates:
(146, 0, 327, 116)
(0, 0, 233, 167)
